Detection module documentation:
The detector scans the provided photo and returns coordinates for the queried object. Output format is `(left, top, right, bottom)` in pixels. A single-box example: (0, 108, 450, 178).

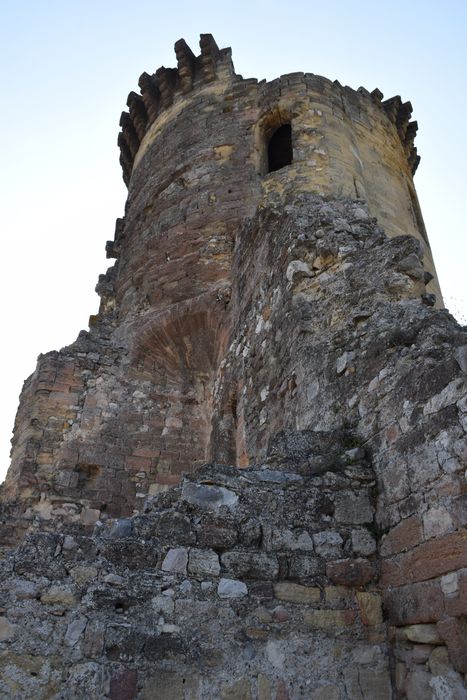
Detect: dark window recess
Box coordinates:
(268, 124, 292, 172)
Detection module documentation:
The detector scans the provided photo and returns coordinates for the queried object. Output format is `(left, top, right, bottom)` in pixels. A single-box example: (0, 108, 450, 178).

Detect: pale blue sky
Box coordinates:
(1, 1, 466, 480)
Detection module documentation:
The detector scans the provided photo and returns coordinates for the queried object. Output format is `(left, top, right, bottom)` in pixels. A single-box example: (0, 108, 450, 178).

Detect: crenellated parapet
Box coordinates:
(118, 34, 235, 185)
(111, 36, 441, 310)
(381, 95, 420, 173)
(118, 33, 424, 188)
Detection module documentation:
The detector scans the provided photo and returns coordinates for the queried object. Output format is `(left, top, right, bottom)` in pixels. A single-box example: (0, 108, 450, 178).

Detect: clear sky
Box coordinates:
(1, 0, 466, 481)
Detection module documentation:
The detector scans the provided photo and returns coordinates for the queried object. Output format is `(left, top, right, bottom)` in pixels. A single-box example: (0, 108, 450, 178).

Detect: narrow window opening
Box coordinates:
(267, 123, 292, 172)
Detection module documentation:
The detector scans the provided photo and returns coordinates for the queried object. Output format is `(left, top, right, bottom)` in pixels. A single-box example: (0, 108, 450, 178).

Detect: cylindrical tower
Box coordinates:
(116, 36, 440, 318)
(1, 34, 442, 527)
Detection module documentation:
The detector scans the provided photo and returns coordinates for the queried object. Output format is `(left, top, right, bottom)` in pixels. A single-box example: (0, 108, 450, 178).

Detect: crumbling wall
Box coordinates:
(0, 35, 465, 699)
(1, 197, 466, 698)
(1, 36, 445, 528)
(0, 451, 389, 700)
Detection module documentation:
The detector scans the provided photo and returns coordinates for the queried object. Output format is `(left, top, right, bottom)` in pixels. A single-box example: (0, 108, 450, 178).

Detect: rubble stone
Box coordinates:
(351, 529, 377, 556)
(217, 578, 248, 599)
(40, 585, 76, 606)
(437, 617, 467, 673)
(0, 618, 16, 641)
(181, 483, 239, 511)
(274, 582, 321, 604)
(326, 559, 375, 587)
(405, 668, 432, 700)
(188, 549, 221, 578)
(402, 623, 442, 644)
(161, 548, 189, 575)
(356, 592, 383, 626)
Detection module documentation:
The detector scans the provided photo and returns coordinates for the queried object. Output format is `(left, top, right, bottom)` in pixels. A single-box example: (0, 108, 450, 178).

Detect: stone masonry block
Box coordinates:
(381, 530, 467, 587)
(437, 616, 467, 673)
(326, 558, 376, 587)
(188, 548, 221, 577)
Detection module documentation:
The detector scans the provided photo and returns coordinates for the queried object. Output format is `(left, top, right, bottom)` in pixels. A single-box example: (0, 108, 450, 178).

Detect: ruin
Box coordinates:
(0, 34, 466, 699)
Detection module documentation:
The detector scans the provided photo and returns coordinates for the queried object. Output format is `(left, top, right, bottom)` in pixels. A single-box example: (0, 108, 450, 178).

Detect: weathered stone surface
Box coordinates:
(0, 30, 465, 700)
(402, 623, 442, 644)
(429, 645, 451, 675)
(40, 585, 76, 606)
(104, 573, 125, 586)
(221, 550, 279, 580)
(108, 518, 133, 539)
(70, 565, 98, 585)
(141, 671, 200, 700)
(64, 617, 88, 646)
(274, 582, 321, 604)
(382, 579, 444, 625)
(9, 577, 40, 600)
(381, 531, 467, 587)
(454, 346, 467, 372)
(217, 578, 248, 599)
(0, 618, 16, 641)
(151, 594, 175, 615)
(430, 673, 467, 700)
(149, 511, 196, 546)
(351, 529, 377, 556)
(444, 569, 467, 617)
(356, 592, 383, 626)
(311, 686, 340, 700)
(324, 586, 354, 608)
(405, 668, 432, 700)
(109, 667, 137, 700)
(161, 548, 189, 574)
(326, 558, 375, 587)
(181, 483, 238, 511)
(288, 554, 323, 579)
(423, 506, 454, 539)
(257, 675, 272, 700)
(334, 493, 374, 525)
(440, 571, 459, 596)
(411, 644, 432, 664)
(437, 617, 467, 673)
(304, 609, 356, 631)
(312, 530, 343, 559)
(275, 679, 290, 700)
(344, 666, 392, 699)
(188, 548, 220, 578)
(272, 528, 314, 552)
(197, 523, 237, 550)
(379, 516, 423, 557)
(83, 622, 105, 658)
(221, 678, 252, 700)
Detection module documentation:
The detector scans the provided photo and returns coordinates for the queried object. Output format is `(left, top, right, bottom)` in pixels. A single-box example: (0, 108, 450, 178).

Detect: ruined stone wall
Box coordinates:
(0, 34, 466, 699)
(1, 197, 466, 699)
(1, 35, 443, 525)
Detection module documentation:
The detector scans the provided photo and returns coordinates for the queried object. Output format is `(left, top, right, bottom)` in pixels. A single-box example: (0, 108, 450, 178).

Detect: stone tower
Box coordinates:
(0, 35, 466, 699)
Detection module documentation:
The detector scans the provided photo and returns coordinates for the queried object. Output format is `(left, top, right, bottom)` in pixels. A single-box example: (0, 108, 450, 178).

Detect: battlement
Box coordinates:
(118, 34, 235, 184)
(118, 34, 420, 187)
(380, 94, 420, 173)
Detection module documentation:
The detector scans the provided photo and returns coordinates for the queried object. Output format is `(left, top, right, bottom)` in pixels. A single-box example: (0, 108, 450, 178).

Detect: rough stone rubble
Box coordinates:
(1, 198, 466, 699)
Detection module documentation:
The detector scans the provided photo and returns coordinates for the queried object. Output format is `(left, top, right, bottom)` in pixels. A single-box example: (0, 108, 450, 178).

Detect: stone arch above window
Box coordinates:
(256, 108, 293, 176)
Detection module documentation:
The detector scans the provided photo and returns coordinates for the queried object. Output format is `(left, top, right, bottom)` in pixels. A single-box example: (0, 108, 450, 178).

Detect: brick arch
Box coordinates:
(127, 292, 232, 485)
(131, 293, 229, 379)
